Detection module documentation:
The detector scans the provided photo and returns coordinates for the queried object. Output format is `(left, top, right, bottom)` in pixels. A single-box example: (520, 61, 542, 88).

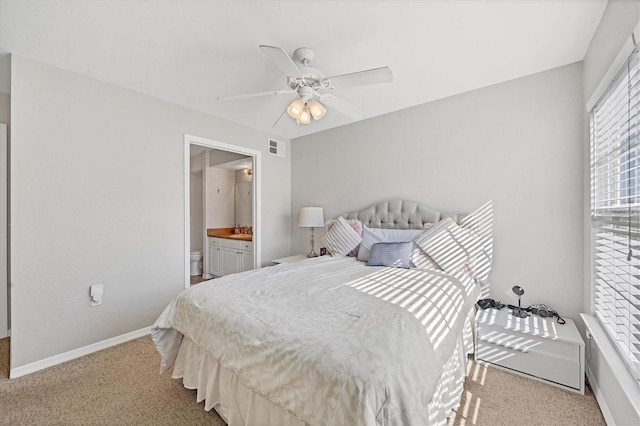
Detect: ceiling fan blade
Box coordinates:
(217, 89, 295, 101)
(259, 45, 304, 79)
(320, 94, 365, 120)
(322, 66, 393, 90)
(272, 108, 288, 127)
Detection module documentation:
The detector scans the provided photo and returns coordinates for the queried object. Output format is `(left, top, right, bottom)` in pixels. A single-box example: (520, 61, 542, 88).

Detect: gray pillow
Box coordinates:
(357, 226, 423, 262)
(367, 242, 413, 268)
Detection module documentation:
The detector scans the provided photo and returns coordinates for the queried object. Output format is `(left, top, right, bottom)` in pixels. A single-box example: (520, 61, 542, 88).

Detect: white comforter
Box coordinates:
(152, 256, 480, 425)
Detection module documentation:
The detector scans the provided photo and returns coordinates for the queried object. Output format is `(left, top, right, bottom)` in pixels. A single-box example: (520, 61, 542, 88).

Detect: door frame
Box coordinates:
(184, 134, 261, 289)
(0, 123, 7, 338)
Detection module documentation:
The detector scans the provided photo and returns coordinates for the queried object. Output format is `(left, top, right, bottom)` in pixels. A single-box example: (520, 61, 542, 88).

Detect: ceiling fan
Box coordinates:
(218, 45, 393, 126)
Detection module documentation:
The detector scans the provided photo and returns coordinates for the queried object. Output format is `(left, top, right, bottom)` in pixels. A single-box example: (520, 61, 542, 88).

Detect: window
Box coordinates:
(591, 43, 640, 381)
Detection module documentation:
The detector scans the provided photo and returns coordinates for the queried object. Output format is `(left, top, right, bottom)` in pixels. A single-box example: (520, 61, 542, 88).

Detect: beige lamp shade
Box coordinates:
(298, 207, 324, 227)
(299, 206, 324, 258)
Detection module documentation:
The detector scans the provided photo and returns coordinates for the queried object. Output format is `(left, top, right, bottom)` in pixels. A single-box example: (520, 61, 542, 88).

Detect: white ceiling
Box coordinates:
(0, 0, 607, 140)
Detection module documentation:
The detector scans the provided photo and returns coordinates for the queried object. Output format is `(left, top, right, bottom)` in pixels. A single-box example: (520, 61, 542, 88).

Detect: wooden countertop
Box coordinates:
(207, 227, 253, 241)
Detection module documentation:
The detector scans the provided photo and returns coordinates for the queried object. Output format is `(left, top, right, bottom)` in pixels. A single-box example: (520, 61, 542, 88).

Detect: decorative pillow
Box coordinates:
(414, 218, 467, 272)
(357, 227, 423, 262)
(458, 202, 493, 282)
(414, 202, 493, 281)
(367, 242, 413, 268)
(461, 235, 491, 280)
(322, 216, 363, 256)
(325, 218, 363, 257)
(410, 245, 442, 270)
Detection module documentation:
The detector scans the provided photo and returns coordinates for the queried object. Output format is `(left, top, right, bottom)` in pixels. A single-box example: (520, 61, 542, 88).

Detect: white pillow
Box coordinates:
(357, 227, 423, 262)
(415, 214, 492, 281)
(458, 204, 494, 282)
(414, 218, 467, 272)
(322, 216, 363, 256)
(324, 218, 363, 257)
(410, 246, 442, 270)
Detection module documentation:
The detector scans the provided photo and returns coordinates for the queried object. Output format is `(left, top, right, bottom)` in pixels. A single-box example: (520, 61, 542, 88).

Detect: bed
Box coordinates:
(152, 200, 493, 426)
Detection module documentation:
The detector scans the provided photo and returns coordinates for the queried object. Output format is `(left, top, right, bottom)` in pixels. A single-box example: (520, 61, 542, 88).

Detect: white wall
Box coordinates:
(204, 167, 235, 228)
(0, 123, 6, 339)
(0, 92, 9, 337)
(189, 170, 203, 252)
(9, 55, 291, 369)
(292, 62, 584, 321)
(581, 1, 640, 425)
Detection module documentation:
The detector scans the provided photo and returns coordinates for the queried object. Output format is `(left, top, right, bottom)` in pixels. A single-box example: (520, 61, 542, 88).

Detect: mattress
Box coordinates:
(152, 256, 481, 425)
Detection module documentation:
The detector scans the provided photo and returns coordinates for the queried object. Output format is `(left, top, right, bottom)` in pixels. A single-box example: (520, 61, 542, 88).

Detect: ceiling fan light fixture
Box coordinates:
(223, 46, 394, 128)
(287, 99, 305, 119)
(308, 100, 326, 120)
(297, 105, 311, 124)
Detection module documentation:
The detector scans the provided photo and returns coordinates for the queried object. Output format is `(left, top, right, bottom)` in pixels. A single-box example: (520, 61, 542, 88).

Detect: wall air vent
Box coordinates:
(268, 139, 285, 158)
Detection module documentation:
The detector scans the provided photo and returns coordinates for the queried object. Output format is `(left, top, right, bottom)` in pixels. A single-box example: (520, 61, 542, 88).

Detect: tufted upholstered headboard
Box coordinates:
(337, 199, 492, 298)
(340, 200, 465, 229)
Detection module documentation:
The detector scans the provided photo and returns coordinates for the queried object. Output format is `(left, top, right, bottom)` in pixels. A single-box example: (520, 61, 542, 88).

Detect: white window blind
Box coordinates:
(591, 42, 640, 382)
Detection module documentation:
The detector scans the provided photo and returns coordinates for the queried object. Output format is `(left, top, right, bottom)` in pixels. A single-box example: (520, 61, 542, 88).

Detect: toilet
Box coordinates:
(190, 250, 203, 276)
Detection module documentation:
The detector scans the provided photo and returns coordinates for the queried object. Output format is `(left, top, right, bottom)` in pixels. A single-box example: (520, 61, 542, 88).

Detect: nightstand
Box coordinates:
(272, 254, 309, 265)
(475, 308, 585, 394)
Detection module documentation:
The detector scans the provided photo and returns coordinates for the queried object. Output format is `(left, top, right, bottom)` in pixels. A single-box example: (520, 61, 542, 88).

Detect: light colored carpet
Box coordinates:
(0, 336, 605, 425)
(0, 337, 225, 426)
(449, 358, 605, 426)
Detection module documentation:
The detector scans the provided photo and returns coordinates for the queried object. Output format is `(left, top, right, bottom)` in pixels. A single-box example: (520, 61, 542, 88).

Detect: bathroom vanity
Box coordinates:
(207, 231, 253, 277)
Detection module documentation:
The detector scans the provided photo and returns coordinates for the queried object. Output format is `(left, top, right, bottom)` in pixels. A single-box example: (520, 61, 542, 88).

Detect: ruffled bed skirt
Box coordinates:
(172, 308, 476, 426)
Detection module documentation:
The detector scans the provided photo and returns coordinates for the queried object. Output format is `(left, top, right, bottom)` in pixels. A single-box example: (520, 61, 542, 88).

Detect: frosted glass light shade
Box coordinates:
(308, 100, 326, 120)
(297, 105, 311, 124)
(298, 207, 324, 227)
(287, 99, 305, 118)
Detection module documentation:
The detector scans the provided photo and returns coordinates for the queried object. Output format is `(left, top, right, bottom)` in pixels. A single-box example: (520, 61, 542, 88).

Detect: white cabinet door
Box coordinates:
(240, 250, 254, 272)
(209, 239, 222, 277)
(217, 239, 254, 276)
(204, 167, 235, 228)
(221, 247, 240, 276)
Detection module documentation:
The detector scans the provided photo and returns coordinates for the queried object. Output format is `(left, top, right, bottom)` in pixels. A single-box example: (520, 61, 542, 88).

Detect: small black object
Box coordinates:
(508, 304, 567, 325)
(477, 298, 505, 310)
(511, 286, 528, 318)
(529, 304, 553, 318)
(528, 304, 565, 324)
(508, 304, 529, 317)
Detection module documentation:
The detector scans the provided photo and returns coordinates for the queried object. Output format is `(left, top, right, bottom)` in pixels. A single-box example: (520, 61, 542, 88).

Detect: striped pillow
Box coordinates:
(414, 215, 492, 281)
(414, 217, 467, 273)
(325, 218, 363, 257)
(322, 216, 363, 256)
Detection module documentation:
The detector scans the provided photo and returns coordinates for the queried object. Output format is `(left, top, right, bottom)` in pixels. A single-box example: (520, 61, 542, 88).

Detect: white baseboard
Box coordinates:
(9, 326, 151, 379)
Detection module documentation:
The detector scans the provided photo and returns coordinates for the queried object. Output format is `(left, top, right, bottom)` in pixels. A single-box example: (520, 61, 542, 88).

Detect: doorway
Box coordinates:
(184, 134, 261, 289)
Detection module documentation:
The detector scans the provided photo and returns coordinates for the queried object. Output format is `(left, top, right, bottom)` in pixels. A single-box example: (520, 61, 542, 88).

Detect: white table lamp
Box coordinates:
(299, 206, 324, 258)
